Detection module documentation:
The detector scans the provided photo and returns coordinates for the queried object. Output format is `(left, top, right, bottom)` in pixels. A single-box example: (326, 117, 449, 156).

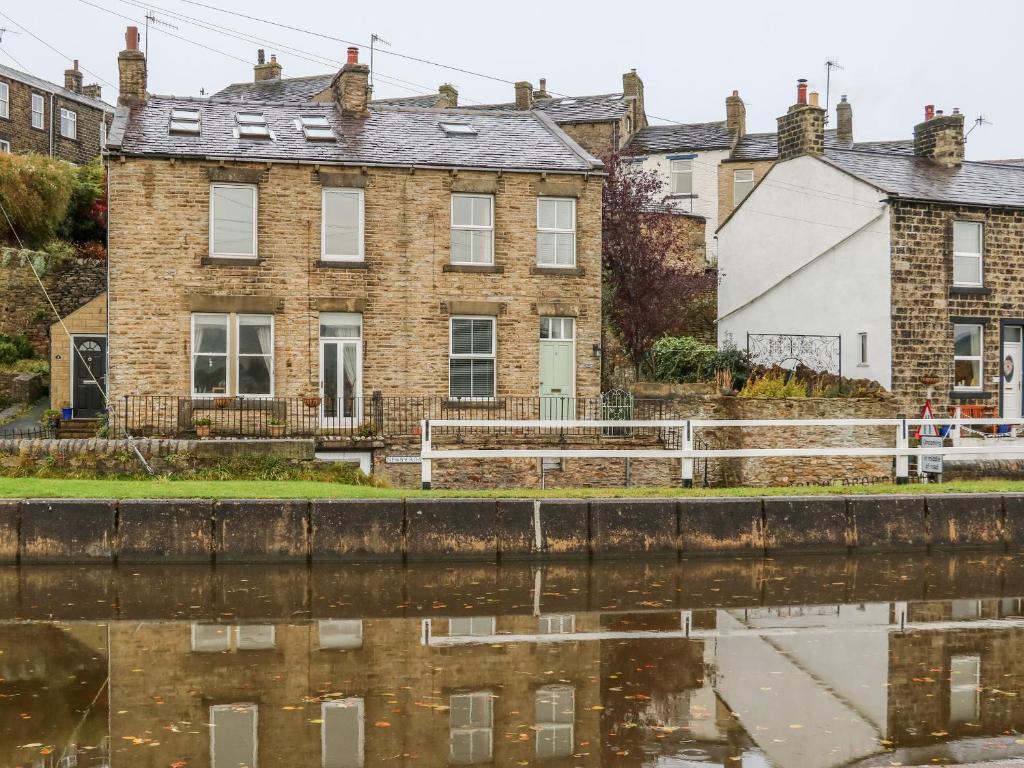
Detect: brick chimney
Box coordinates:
(253, 49, 282, 82)
(332, 46, 370, 116)
(622, 68, 647, 129)
(64, 60, 83, 94)
(82, 84, 102, 100)
(117, 26, 147, 106)
(776, 78, 825, 160)
(515, 81, 533, 110)
(437, 83, 458, 108)
(836, 94, 853, 146)
(913, 105, 964, 167)
(726, 90, 746, 137)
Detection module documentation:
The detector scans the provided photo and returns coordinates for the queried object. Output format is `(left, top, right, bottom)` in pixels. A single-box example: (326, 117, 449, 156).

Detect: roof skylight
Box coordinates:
(439, 122, 477, 137)
(169, 107, 200, 135)
(236, 112, 269, 139)
(298, 115, 335, 141)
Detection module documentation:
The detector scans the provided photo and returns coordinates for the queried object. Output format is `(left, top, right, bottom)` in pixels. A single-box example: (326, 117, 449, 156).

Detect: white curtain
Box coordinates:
(255, 322, 272, 355)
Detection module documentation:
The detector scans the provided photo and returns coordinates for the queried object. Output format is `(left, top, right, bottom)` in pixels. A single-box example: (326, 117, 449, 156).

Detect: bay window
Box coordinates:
(451, 194, 493, 264)
(449, 317, 495, 399)
(210, 183, 257, 258)
(537, 197, 576, 267)
(953, 220, 983, 286)
(953, 323, 983, 390)
(191, 312, 273, 397)
(322, 188, 364, 261)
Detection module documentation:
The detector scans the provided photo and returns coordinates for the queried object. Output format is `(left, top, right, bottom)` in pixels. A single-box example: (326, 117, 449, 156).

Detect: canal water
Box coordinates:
(3, 553, 1024, 767)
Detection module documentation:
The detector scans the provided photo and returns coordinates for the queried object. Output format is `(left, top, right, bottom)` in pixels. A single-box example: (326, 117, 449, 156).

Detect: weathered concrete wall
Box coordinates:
(0, 493, 1018, 563)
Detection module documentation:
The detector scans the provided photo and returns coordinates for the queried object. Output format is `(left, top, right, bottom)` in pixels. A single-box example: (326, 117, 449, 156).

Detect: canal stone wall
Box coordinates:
(0, 492, 1021, 562)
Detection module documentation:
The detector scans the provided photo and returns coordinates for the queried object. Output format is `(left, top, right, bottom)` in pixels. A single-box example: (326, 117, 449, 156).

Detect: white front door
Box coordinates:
(539, 317, 575, 420)
(319, 313, 362, 427)
(1003, 327, 1023, 418)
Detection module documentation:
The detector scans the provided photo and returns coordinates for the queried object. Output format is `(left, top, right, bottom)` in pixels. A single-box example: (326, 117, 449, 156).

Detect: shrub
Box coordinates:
(739, 369, 808, 398)
(0, 334, 35, 365)
(0, 153, 77, 248)
(709, 344, 753, 391)
(645, 335, 717, 383)
(57, 159, 107, 246)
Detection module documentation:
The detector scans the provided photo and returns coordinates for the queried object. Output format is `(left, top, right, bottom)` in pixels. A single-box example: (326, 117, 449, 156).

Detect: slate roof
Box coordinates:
(626, 121, 734, 153)
(0, 63, 113, 112)
(214, 73, 333, 102)
(730, 129, 913, 160)
(823, 149, 1024, 209)
(460, 93, 632, 124)
(106, 95, 602, 173)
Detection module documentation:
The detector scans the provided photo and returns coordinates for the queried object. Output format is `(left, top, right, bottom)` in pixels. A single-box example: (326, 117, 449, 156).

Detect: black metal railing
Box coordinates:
(0, 424, 55, 440)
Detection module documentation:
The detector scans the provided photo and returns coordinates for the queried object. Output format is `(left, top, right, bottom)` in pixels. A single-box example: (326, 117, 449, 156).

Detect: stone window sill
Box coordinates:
(666, 193, 697, 200)
(443, 263, 504, 274)
(316, 260, 369, 269)
(201, 256, 262, 266)
(531, 266, 585, 277)
(948, 390, 994, 400)
(442, 399, 505, 409)
(949, 285, 992, 297)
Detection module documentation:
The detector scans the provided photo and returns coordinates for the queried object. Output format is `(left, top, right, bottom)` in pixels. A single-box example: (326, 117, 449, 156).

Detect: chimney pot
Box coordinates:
(65, 60, 84, 94)
(118, 26, 147, 105)
(925, 104, 935, 121)
(936, 109, 944, 117)
(808, 90, 820, 107)
(257, 48, 265, 65)
(952, 107, 960, 115)
(796, 78, 808, 105)
(125, 25, 139, 51)
(347, 46, 359, 64)
(253, 50, 282, 82)
(536, 77, 548, 98)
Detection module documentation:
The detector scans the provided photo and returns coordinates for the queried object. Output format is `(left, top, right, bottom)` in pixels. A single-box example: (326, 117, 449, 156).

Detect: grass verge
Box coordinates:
(0, 477, 1022, 500)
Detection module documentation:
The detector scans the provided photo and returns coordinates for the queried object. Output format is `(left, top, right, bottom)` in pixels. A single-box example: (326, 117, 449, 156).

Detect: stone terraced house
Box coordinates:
(0, 61, 113, 164)
(104, 30, 604, 436)
(718, 81, 1024, 416)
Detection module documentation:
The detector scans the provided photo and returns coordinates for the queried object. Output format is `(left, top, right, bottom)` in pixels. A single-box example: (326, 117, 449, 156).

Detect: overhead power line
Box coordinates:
(0, 9, 117, 88)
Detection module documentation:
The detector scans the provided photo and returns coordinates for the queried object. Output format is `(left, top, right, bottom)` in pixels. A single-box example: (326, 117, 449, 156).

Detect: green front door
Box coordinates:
(540, 317, 575, 420)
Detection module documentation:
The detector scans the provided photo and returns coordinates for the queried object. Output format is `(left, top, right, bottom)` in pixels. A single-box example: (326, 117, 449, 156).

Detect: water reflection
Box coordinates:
(4, 554, 1024, 767)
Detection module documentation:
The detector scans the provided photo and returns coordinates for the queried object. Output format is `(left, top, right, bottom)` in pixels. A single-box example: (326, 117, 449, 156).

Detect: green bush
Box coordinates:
(0, 334, 34, 365)
(56, 159, 106, 245)
(645, 335, 717, 383)
(0, 153, 77, 248)
(739, 369, 808, 398)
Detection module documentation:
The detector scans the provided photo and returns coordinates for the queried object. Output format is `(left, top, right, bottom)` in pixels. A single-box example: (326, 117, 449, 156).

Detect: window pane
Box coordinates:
(471, 360, 495, 398)
(471, 230, 492, 263)
(954, 325, 981, 357)
(954, 359, 981, 389)
(954, 221, 982, 254)
(953, 255, 981, 285)
(211, 704, 257, 768)
(471, 196, 492, 227)
(194, 315, 228, 353)
(451, 320, 473, 355)
(236, 625, 275, 650)
(212, 186, 255, 255)
(452, 195, 473, 226)
(536, 687, 574, 724)
(451, 693, 492, 727)
(194, 356, 227, 394)
(319, 620, 363, 650)
(323, 699, 364, 768)
(324, 190, 361, 257)
(538, 199, 557, 229)
(471, 319, 493, 355)
(320, 313, 361, 339)
(192, 624, 230, 652)
(539, 232, 574, 266)
(238, 356, 272, 395)
(451, 228, 472, 262)
(540, 318, 550, 339)
(238, 316, 272, 355)
(450, 359, 473, 398)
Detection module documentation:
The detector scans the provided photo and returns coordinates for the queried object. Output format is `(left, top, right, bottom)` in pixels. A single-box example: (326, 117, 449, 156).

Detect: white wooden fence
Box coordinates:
(418, 417, 1024, 489)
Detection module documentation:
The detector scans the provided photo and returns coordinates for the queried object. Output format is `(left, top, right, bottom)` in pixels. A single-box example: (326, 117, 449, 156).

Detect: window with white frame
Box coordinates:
(210, 703, 258, 768)
(31, 93, 44, 129)
(448, 616, 496, 637)
(59, 108, 76, 139)
(449, 692, 493, 765)
(210, 183, 257, 258)
(451, 194, 493, 264)
(953, 323, 983, 390)
(0, 140, 9, 154)
(322, 698, 364, 768)
(949, 655, 980, 725)
(535, 685, 574, 759)
(0, 82, 8, 119)
(857, 332, 868, 366)
(537, 197, 576, 267)
(538, 614, 575, 634)
(319, 620, 363, 650)
(540, 317, 574, 341)
(191, 313, 273, 397)
(191, 623, 231, 652)
(322, 188, 364, 261)
(191, 623, 276, 651)
(953, 220, 983, 287)
(449, 317, 495, 399)
(235, 625, 275, 650)
(670, 158, 693, 195)
(733, 168, 754, 206)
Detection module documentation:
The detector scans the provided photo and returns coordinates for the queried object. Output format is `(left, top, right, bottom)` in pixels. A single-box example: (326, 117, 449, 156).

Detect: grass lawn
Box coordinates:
(1, 477, 1023, 500)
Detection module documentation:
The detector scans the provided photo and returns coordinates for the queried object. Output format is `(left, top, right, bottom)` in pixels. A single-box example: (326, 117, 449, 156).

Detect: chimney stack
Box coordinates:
(436, 83, 458, 108)
(331, 46, 370, 116)
(254, 49, 282, 82)
(726, 90, 746, 138)
(117, 26, 147, 106)
(536, 78, 549, 99)
(914, 105, 964, 167)
(776, 78, 825, 160)
(622, 68, 647, 129)
(515, 81, 533, 110)
(64, 59, 84, 94)
(836, 95, 853, 146)
(82, 84, 102, 100)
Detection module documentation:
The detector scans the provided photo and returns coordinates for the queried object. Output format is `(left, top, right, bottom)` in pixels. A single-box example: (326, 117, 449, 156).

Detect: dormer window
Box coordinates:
(236, 112, 270, 139)
(440, 122, 477, 137)
(298, 115, 335, 141)
(169, 108, 200, 135)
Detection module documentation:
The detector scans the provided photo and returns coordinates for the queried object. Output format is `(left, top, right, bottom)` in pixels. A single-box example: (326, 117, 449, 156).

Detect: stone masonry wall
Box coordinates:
(889, 200, 1024, 416)
(559, 119, 623, 157)
(106, 159, 602, 405)
(50, 292, 106, 411)
(717, 159, 773, 229)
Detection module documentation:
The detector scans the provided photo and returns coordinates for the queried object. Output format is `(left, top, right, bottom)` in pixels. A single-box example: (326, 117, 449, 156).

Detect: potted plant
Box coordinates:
(213, 396, 233, 409)
(267, 417, 287, 438)
(193, 417, 212, 438)
(302, 391, 322, 409)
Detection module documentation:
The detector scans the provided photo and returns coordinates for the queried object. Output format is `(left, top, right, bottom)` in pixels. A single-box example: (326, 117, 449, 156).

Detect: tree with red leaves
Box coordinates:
(601, 152, 715, 374)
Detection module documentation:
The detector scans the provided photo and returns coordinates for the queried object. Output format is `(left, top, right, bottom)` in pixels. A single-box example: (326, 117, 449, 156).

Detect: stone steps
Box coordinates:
(56, 419, 100, 439)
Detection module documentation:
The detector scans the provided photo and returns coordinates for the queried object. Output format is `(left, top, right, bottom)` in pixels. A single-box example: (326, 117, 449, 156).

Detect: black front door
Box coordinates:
(72, 335, 106, 417)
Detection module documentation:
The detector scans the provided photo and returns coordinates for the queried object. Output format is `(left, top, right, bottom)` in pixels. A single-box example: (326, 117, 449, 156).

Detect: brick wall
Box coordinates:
(107, 159, 603, 404)
(717, 159, 773, 228)
(889, 200, 1024, 415)
(0, 74, 110, 164)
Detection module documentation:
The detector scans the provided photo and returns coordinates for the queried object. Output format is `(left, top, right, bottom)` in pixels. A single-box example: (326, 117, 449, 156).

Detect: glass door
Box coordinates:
(320, 313, 362, 427)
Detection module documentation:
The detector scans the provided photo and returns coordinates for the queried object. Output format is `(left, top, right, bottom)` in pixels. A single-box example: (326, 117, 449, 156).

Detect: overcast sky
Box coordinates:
(2, 0, 1020, 160)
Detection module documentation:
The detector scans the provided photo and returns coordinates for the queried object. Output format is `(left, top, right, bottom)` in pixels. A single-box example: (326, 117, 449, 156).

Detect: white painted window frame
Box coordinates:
(235, 624, 276, 650)
(209, 182, 258, 259)
(952, 220, 984, 288)
(538, 614, 575, 634)
(857, 332, 868, 366)
(191, 312, 230, 399)
(235, 313, 274, 398)
(669, 158, 693, 195)
(953, 323, 984, 392)
(31, 93, 44, 130)
(535, 685, 575, 759)
(536, 197, 576, 268)
(321, 698, 365, 768)
(448, 615, 496, 636)
(450, 193, 494, 265)
(0, 139, 9, 154)
(949, 654, 980, 725)
(100, 120, 107, 149)
(449, 691, 494, 764)
(733, 168, 754, 206)
(210, 703, 259, 768)
(190, 622, 232, 652)
(448, 316, 496, 401)
(321, 187, 365, 262)
(0, 82, 8, 119)
(540, 317, 575, 341)
(59, 107, 77, 140)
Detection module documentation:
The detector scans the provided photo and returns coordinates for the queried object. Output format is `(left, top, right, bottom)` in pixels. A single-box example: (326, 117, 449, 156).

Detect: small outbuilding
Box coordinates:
(50, 292, 107, 418)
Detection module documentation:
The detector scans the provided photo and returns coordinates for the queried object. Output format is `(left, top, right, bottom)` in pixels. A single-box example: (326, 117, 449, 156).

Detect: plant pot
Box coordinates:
(303, 396, 322, 409)
(195, 424, 211, 438)
(213, 397, 233, 409)
(61, 407, 73, 421)
(268, 424, 286, 438)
